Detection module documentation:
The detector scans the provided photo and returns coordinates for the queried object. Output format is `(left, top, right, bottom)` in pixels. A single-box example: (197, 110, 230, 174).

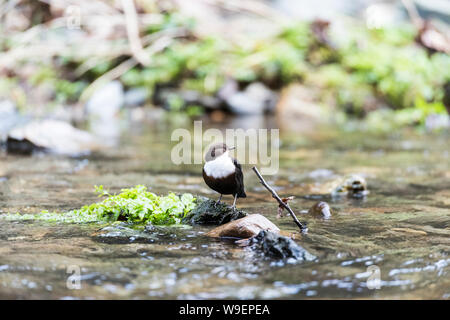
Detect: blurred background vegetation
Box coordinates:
(0, 0, 449, 132)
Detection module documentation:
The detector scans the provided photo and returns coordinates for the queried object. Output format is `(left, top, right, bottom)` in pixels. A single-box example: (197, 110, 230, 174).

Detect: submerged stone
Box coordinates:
(206, 214, 280, 239)
(124, 87, 148, 107)
(249, 230, 316, 261)
(92, 224, 159, 244)
(308, 201, 332, 219)
(92, 223, 195, 244)
(182, 198, 247, 225)
(331, 174, 369, 198)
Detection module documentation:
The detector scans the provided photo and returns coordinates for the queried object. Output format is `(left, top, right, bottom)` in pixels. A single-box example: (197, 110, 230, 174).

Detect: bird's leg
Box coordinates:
(231, 194, 238, 212)
(214, 194, 222, 208)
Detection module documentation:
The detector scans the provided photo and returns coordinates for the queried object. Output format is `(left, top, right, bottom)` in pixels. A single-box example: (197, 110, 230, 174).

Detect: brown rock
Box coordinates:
(417, 21, 450, 55)
(206, 214, 280, 239)
(308, 201, 332, 219)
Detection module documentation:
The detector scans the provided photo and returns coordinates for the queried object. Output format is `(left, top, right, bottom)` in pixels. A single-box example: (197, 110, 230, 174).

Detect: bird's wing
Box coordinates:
(233, 158, 246, 198)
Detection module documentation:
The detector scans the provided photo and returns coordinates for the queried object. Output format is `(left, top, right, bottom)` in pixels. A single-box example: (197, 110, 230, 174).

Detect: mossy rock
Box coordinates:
(182, 198, 247, 225)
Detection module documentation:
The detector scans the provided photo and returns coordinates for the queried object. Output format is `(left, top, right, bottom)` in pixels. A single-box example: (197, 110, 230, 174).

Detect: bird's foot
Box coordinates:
(214, 195, 223, 209)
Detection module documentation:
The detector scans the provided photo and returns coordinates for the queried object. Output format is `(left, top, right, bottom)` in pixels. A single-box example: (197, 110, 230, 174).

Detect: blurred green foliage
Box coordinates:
(2, 9, 448, 127)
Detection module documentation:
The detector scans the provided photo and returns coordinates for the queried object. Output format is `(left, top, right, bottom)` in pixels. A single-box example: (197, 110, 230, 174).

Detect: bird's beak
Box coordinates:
(228, 146, 236, 150)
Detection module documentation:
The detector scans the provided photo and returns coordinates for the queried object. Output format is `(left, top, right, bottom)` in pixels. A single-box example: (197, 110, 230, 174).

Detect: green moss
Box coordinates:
(1, 185, 197, 225)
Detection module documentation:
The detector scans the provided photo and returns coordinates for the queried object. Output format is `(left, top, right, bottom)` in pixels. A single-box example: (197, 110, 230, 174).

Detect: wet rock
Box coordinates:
(224, 82, 278, 115)
(85, 80, 124, 118)
(248, 230, 316, 261)
(92, 223, 195, 244)
(0, 99, 16, 115)
(6, 137, 43, 155)
(206, 214, 280, 239)
(92, 224, 158, 244)
(331, 174, 369, 198)
(308, 201, 332, 219)
(416, 20, 450, 54)
(217, 78, 239, 101)
(425, 114, 449, 131)
(182, 198, 247, 225)
(0, 106, 27, 144)
(143, 224, 194, 240)
(124, 87, 148, 107)
(6, 119, 99, 155)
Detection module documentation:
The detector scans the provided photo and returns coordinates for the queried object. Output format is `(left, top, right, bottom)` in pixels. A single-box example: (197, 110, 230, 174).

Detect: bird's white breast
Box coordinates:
(203, 152, 235, 179)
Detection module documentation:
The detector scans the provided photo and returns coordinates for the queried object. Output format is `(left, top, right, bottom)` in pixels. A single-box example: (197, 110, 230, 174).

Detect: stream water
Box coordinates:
(0, 114, 449, 299)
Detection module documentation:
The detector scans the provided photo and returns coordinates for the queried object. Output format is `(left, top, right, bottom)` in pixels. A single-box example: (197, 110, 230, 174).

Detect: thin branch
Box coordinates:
(74, 27, 186, 77)
(202, 0, 286, 23)
(79, 57, 138, 102)
(401, 0, 424, 29)
(252, 166, 306, 232)
(122, 0, 151, 66)
(79, 35, 173, 102)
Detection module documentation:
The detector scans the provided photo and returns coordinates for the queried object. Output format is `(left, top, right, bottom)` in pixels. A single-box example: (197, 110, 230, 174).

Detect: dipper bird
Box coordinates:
(203, 143, 246, 210)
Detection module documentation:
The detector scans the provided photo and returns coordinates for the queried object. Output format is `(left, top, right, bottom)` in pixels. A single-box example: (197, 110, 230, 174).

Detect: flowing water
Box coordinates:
(0, 114, 449, 299)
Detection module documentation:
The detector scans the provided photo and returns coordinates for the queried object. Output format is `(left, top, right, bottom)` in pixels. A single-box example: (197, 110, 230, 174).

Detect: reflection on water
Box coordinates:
(0, 114, 449, 299)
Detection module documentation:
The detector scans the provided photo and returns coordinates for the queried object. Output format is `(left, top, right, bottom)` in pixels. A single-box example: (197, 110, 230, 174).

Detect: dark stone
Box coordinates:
(6, 120, 99, 156)
(182, 198, 247, 225)
(249, 230, 316, 261)
(6, 137, 45, 155)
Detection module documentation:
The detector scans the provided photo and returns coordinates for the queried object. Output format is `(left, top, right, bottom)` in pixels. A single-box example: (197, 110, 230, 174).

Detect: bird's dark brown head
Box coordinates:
(204, 143, 234, 162)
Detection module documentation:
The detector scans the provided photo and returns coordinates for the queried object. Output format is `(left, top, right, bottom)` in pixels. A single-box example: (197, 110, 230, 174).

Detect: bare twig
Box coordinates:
(401, 0, 424, 29)
(79, 57, 138, 102)
(122, 0, 151, 66)
(201, 0, 286, 23)
(79, 35, 173, 102)
(0, 0, 21, 19)
(252, 167, 306, 232)
(75, 27, 186, 77)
